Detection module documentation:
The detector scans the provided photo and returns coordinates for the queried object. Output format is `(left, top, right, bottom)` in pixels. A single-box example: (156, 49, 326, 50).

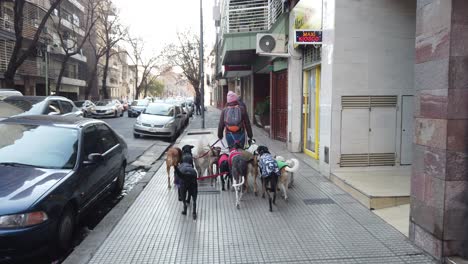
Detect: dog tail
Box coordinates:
(285, 158, 300, 173)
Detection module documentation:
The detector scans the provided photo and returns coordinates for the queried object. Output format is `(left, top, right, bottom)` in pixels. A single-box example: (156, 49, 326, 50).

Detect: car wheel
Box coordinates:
(56, 205, 75, 253)
(120, 111, 123, 117)
(128, 112, 132, 118)
(112, 166, 125, 196)
(133, 133, 140, 138)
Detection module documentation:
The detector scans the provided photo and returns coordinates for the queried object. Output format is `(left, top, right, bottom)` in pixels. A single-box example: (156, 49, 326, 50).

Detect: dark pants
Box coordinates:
(226, 131, 246, 148)
(195, 104, 201, 115)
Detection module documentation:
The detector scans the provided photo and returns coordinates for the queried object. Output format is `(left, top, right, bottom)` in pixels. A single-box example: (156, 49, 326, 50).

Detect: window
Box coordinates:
(175, 106, 181, 115)
(96, 124, 119, 153)
(47, 100, 62, 114)
(82, 125, 101, 156)
(60, 101, 74, 113)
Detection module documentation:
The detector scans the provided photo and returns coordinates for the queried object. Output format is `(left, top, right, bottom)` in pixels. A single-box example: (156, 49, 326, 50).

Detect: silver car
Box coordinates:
(91, 100, 123, 118)
(133, 103, 184, 141)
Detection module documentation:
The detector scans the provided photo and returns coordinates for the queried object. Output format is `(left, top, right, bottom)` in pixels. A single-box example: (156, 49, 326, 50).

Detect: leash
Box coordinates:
(193, 138, 221, 160)
(197, 172, 229, 180)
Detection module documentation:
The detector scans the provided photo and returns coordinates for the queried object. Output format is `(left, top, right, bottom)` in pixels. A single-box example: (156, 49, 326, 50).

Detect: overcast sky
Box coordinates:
(113, 0, 216, 59)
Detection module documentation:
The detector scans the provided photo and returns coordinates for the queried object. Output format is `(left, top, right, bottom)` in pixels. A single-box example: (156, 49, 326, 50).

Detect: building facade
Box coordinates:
(0, 0, 88, 100)
(215, 0, 468, 260)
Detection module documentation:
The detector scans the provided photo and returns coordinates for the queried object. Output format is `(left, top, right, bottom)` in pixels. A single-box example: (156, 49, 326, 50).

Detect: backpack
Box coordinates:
(224, 105, 243, 132)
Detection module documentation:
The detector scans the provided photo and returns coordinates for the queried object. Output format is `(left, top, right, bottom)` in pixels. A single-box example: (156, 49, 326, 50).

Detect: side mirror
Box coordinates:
(83, 153, 103, 165)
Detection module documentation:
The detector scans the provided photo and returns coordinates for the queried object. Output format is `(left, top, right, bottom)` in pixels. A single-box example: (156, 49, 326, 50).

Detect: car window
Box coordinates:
(175, 107, 181, 115)
(60, 101, 74, 113)
(96, 124, 119, 153)
(82, 125, 102, 156)
(47, 100, 62, 114)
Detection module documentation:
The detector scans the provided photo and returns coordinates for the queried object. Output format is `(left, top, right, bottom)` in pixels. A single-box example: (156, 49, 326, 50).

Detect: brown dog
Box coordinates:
(208, 146, 221, 186)
(166, 147, 182, 189)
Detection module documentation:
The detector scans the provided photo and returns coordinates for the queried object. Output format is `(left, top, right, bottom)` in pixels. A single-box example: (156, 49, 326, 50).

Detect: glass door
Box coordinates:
(303, 67, 320, 159)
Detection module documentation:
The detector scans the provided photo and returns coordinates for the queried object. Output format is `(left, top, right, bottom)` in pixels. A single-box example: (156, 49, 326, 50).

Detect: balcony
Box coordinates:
(219, 0, 286, 66)
(221, 0, 284, 34)
(67, 0, 85, 13)
(0, 17, 14, 34)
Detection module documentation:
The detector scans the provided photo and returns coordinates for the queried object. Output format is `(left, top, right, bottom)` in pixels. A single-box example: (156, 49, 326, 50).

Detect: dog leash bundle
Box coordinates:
(197, 172, 229, 180)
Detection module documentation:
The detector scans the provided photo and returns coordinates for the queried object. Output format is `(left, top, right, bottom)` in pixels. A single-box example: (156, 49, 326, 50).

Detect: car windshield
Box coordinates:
(74, 101, 84, 107)
(132, 100, 149, 106)
(95, 101, 113, 106)
(1, 98, 46, 117)
(144, 104, 173, 116)
(0, 124, 78, 169)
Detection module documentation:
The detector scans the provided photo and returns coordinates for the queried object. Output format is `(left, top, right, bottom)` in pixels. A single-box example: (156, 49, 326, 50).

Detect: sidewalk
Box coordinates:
(81, 107, 436, 264)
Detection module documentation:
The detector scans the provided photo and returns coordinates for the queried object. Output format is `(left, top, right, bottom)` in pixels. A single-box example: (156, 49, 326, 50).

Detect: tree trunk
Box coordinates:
(85, 63, 98, 99)
(101, 51, 110, 99)
(55, 59, 69, 94)
(134, 68, 139, 100)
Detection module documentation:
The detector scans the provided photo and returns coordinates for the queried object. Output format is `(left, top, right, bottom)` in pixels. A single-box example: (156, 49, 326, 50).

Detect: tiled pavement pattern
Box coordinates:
(88, 108, 436, 264)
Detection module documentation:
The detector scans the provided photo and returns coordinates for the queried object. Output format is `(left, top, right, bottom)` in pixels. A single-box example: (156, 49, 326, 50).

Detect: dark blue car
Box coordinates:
(0, 115, 128, 261)
(127, 99, 150, 117)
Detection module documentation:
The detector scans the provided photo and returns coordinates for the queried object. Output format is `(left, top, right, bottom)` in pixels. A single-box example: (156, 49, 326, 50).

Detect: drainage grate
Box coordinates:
(187, 131, 212, 135)
(303, 198, 336, 205)
(198, 190, 221, 195)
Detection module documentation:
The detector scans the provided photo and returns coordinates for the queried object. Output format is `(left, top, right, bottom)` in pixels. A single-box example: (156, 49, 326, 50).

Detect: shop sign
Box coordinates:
(295, 30, 322, 44)
(293, 0, 323, 45)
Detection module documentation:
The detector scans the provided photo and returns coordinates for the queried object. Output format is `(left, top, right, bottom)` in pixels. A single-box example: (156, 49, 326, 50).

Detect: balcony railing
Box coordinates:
(0, 17, 14, 33)
(221, 0, 284, 34)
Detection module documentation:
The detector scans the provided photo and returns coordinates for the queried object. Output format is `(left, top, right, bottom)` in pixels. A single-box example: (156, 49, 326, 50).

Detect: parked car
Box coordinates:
(1, 96, 83, 119)
(0, 115, 128, 260)
(0, 89, 23, 100)
(133, 103, 184, 141)
(119, 100, 129, 111)
(127, 99, 150, 117)
(74, 100, 96, 117)
(91, 100, 123, 118)
(165, 99, 189, 127)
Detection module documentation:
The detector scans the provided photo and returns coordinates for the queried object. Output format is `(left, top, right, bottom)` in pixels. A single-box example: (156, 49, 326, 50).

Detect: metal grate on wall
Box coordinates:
(303, 45, 321, 67)
(341, 96, 397, 109)
(340, 153, 396, 167)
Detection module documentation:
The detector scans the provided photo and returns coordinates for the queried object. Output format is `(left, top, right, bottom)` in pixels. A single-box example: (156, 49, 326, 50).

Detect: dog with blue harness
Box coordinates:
(257, 146, 281, 212)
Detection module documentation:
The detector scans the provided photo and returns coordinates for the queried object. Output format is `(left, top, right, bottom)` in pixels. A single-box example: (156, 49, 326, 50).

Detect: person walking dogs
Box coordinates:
(218, 91, 253, 148)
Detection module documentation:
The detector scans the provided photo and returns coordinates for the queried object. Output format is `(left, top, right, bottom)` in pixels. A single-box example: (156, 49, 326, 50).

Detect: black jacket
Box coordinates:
(174, 163, 198, 186)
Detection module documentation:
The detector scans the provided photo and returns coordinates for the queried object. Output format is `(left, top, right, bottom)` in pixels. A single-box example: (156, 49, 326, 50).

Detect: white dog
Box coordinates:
(275, 156, 300, 200)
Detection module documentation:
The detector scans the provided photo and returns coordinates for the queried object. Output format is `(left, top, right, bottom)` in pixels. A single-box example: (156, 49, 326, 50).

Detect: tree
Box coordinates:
(54, 0, 99, 94)
(162, 30, 202, 97)
(126, 37, 161, 100)
(97, 0, 125, 99)
(3, 0, 64, 87)
(144, 77, 164, 98)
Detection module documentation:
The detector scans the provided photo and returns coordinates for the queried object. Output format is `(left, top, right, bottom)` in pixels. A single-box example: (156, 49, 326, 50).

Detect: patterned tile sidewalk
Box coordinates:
(87, 107, 436, 264)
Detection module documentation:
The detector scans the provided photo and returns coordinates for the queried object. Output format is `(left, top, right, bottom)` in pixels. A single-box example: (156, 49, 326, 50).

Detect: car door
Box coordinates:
(95, 123, 122, 187)
(174, 106, 182, 132)
(77, 124, 107, 209)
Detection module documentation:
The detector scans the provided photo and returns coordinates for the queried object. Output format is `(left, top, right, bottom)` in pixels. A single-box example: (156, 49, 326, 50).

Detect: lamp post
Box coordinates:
(200, 0, 205, 129)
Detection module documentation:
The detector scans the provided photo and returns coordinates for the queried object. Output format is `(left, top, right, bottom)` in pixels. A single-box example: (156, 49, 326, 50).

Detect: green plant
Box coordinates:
(255, 97, 270, 116)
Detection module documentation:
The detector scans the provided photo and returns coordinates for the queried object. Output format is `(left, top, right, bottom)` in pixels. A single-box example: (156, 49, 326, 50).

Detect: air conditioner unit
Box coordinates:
(256, 34, 286, 54)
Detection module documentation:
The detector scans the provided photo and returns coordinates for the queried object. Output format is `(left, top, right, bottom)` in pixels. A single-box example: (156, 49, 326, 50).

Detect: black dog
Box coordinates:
(181, 145, 195, 166)
(174, 144, 198, 220)
(257, 146, 280, 212)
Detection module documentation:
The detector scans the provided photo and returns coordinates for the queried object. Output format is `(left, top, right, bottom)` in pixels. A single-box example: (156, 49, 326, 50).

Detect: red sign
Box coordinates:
(295, 30, 322, 45)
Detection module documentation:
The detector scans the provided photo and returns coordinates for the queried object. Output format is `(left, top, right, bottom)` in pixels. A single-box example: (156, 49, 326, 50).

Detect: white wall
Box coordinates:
(318, 0, 416, 174)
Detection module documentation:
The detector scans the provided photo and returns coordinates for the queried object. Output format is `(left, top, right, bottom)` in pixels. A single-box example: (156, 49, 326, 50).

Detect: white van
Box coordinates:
(0, 89, 23, 100)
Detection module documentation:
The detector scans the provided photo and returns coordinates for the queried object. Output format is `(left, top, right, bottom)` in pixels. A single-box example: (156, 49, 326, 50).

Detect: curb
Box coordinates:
(63, 160, 164, 264)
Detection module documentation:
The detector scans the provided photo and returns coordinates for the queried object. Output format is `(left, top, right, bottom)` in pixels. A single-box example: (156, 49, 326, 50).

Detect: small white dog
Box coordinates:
(275, 156, 300, 200)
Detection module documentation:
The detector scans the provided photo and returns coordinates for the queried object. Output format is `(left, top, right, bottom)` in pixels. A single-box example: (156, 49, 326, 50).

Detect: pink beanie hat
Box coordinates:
(227, 91, 238, 103)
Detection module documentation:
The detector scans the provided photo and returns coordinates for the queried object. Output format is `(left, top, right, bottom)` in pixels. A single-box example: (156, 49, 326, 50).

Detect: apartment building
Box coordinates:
(214, 0, 468, 260)
(0, 0, 88, 100)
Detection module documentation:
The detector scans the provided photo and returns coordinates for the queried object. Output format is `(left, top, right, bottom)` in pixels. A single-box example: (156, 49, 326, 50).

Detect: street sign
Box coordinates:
(294, 30, 322, 45)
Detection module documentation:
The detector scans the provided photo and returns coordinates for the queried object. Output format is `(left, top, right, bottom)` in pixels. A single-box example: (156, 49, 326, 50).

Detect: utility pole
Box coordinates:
(200, 0, 205, 129)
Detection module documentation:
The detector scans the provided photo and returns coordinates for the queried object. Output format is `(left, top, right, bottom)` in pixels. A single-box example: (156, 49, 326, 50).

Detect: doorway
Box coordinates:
(303, 66, 320, 159)
(271, 70, 288, 142)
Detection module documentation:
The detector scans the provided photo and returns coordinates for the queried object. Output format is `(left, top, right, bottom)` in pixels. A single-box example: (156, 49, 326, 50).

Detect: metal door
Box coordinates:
(272, 70, 288, 142)
(400, 96, 414, 165)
